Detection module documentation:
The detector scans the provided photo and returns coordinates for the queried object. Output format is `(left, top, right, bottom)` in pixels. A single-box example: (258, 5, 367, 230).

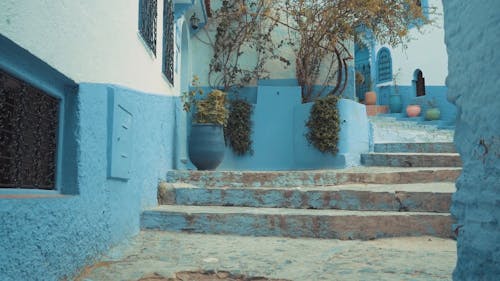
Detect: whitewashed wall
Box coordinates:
(374, 0, 447, 86)
(0, 0, 179, 95)
(191, 12, 354, 87)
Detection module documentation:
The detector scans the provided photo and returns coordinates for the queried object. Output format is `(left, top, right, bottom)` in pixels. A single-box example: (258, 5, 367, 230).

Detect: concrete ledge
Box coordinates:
(361, 153, 462, 167)
(141, 205, 455, 240)
(374, 142, 456, 153)
(172, 183, 454, 213)
(166, 168, 461, 188)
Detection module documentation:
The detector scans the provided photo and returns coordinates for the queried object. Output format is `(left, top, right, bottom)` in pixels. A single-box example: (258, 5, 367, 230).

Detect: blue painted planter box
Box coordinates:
(218, 87, 369, 171)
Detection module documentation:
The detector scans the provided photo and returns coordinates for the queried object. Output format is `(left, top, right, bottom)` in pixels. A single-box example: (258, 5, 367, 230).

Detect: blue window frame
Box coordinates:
(377, 47, 393, 83)
(0, 34, 78, 195)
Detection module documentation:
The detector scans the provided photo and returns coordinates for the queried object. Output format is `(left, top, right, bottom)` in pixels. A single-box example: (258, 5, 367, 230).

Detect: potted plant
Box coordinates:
(425, 98, 441, 120)
(183, 76, 229, 170)
(364, 80, 377, 105)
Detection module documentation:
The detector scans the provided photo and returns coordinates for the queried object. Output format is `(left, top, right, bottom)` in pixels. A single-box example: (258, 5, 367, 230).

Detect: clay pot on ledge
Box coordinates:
(365, 91, 377, 105)
(425, 107, 441, 120)
(406, 104, 421, 117)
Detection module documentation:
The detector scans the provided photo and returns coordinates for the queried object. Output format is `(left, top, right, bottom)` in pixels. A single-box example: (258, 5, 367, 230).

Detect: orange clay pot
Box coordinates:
(364, 91, 377, 105)
(406, 105, 421, 117)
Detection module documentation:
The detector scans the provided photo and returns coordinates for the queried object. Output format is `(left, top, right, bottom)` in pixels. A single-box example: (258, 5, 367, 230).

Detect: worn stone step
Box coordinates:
(374, 142, 456, 153)
(166, 167, 461, 188)
(361, 153, 462, 167)
(163, 183, 454, 213)
(141, 205, 454, 240)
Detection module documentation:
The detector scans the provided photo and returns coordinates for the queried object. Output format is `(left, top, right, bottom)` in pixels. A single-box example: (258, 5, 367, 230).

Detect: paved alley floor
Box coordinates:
(77, 231, 456, 281)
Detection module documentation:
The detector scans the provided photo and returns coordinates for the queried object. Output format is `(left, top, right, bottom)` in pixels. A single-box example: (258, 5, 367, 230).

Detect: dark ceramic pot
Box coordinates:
(189, 123, 225, 170)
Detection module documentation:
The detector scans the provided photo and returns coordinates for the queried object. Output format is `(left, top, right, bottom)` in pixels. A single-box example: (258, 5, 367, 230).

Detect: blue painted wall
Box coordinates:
(218, 85, 369, 171)
(443, 1, 500, 279)
(376, 85, 457, 125)
(0, 84, 175, 281)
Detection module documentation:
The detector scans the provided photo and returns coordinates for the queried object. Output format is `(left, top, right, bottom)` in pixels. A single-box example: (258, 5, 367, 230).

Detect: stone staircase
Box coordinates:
(141, 116, 459, 241)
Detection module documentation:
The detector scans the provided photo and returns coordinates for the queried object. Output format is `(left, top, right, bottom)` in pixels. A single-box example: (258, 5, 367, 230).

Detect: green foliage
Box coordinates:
(225, 99, 254, 155)
(182, 76, 228, 126)
(306, 95, 341, 155)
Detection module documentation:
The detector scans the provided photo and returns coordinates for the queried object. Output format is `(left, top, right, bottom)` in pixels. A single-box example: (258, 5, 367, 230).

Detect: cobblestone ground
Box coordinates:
(77, 231, 456, 281)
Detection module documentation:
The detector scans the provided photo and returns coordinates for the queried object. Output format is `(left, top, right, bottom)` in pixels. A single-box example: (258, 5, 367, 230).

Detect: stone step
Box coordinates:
(374, 142, 456, 153)
(141, 205, 454, 240)
(162, 183, 454, 213)
(361, 153, 462, 167)
(166, 167, 461, 188)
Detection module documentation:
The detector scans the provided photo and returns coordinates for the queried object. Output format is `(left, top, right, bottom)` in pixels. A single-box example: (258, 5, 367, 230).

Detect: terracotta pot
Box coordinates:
(365, 91, 377, 105)
(406, 105, 421, 117)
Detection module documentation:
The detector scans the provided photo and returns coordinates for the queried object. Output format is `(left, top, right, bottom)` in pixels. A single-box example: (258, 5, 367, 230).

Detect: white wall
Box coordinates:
(374, 0, 447, 86)
(0, 0, 179, 95)
(191, 19, 354, 87)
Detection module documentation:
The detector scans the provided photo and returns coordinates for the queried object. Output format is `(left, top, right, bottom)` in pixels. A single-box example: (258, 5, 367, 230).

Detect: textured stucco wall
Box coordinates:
(442, 1, 500, 279)
(0, 84, 175, 281)
(0, 0, 178, 95)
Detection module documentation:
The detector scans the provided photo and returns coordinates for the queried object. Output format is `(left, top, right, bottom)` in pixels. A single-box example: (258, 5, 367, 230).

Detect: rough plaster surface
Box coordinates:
(0, 84, 175, 281)
(79, 231, 456, 281)
(442, 1, 500, 279)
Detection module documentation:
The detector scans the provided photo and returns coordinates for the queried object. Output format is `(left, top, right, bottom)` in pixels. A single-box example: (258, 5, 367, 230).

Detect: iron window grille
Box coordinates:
(377, 48, 393, 83)
(163, 0, 175, 85)
(139, 0, 158, 55)
(0, 69, 60, 190)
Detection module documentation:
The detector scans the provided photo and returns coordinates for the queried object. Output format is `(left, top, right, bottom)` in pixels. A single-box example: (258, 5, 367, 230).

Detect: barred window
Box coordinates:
(162, 0, 174, 85)
(139, 0, 158, 55)
(377, 48, 393, 83)
(0, 69, 59, 190)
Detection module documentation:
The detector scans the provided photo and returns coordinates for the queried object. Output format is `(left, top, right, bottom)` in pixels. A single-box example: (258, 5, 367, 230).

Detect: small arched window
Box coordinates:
(414, 69, 426, 96)
(377, 48, 392, 83)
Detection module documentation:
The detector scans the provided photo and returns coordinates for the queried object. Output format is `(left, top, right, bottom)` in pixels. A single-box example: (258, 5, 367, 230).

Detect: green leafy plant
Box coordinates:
(225, 99, 254, 155)
(182, 75, 229, 126)
(306, 95, 341, 155)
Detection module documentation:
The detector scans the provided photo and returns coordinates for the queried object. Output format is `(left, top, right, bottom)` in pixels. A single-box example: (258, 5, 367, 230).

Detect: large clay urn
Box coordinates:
(364, 91, 377, 105)
(406, 105, 421, 117)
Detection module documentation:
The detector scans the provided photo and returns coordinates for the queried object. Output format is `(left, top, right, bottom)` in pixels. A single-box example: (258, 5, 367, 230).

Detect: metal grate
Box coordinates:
(139, 0, 158, 55)
(163, 0, 175, 85)
(377, 48, 392, 83)
(0, 69, 59, 190)
(356, 63, 371, 101)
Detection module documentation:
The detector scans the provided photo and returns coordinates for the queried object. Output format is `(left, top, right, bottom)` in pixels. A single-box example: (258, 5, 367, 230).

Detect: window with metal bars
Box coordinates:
(0, 69, 60, 190)
(377, 48, 393, 83)
(162, 0, 174, 85)
(139, 0, 158, 55)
